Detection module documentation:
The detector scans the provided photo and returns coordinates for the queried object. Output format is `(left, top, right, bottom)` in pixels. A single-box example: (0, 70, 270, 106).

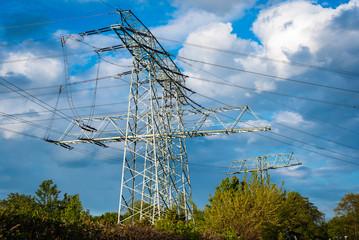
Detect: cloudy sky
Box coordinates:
(1, 0, 358, 220)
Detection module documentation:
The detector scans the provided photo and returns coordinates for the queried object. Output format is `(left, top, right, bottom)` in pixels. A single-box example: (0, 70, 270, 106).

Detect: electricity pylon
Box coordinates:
(227, 153, 302, 179)
(47, 10, 271, 224)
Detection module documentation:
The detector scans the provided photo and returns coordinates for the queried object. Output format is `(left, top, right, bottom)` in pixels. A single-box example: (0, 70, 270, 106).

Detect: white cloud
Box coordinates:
(276, 165, 310, 178)
(273, 111, 309, 127)
(151, 10, 220, 41)
(254, 80, 276, 91)
(174, 0, 359, 106)
(252, 0, 359, 76)
(0, 51, 62, 85)
(178, 22, 264, 99)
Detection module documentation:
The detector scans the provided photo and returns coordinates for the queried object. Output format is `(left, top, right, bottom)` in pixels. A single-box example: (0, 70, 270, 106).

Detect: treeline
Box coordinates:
(1, 175, 357, 239)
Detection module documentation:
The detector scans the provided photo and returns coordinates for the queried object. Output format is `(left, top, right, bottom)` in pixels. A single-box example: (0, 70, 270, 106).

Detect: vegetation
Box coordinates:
(0, 176, 353, 239)
(194, 173, 326, 239)
(327, 193, 359, 240)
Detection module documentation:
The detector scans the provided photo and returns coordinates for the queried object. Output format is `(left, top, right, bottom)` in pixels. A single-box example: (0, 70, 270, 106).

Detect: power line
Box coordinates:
(39, 51, 355, 158)
(184, 75, 359, 136)
(177, 55, 359, 95)
(28, 50, 357, 159)
(98, 0, 117, 10)
(254, 131, 359, 166)
(187, 76, 358, 109)
(2, 35, 358, 167)
(0, 116, 122, 161)
(270, 120, 359, 152)
(0, 102, 129, 120)
(2, 48, 357, 98)
(0, 83, 130, 101)
(0, 77, 73, 123)
(2, 31, 358, 79)
(177, 64, 359, 165)
(0, 50, 94, 65)
(1, 30, 356, 98)
(0, 12, 117, 30)
(158, 36, 359, 78)
(0, 36, 61, 48)
(269, 131, 358, 160)
(0, 111, 63, 135)
(178, 58, 359, 137)
(184, 85, 359, 164)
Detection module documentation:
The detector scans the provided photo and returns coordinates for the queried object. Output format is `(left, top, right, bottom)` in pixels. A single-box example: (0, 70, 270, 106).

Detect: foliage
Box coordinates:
(35, 179, 61, 218)
(121, 200, 152, 224)
(327, 193, 359, 240)
(196, 173, 326, 240)
(92, 211, 118, 226)
(0, 180, 198, 239)
(0, 177, 331, 240)
(280, 191, 327, 240)
(0, 213, 189, 240)
(0, 193, 38, 217)
(198, 173, 284, 239)
(154, 206, 202, 239)
(60, 193, 85, 223)
(0, 179, 85, 224)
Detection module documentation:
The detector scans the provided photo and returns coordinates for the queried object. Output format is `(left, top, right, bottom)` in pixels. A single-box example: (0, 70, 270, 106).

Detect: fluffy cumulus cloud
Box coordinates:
(273, 111, 311, 127)
(252, 0, 359, 76)
(174, 0, 359, 129)
(178, 22, 266, 99)
(152, 0, 258, 46)
(151, 10, 220, 41)
(0, 52, 62, 85)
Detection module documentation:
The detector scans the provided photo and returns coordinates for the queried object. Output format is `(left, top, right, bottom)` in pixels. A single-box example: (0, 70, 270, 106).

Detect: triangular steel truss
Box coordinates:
(227, 153, 302, 179)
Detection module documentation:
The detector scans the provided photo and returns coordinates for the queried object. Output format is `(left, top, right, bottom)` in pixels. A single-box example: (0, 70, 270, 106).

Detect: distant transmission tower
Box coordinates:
(46, 10, 271, 224)
(227, 153, 301, 179)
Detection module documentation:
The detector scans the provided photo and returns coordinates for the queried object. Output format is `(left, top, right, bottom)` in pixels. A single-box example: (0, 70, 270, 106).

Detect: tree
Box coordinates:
(328, 193, 359, 240)
(280, 191, 326, 240)
(121, 200, 152, 224)
(0, 193, 38, 217)
(92, 212, 118, 226)
(60, 193, 85, 223)
(197, 173, 326, 240)
(35, 179, 61, 219)
(154, 206, 201, 239)
(199, 173, 284, 239)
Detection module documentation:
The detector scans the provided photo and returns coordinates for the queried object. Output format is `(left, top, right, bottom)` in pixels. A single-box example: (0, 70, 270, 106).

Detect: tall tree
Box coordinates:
(60, 193, 84, 223)
(328, 193, 359, 240)
(199, 173, 284, 239)
(280, 191, 326, 239)
(35, 179, 61, 218)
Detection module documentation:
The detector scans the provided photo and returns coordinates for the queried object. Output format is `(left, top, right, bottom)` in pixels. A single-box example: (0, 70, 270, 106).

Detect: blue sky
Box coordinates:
(1, 0, 359, 220)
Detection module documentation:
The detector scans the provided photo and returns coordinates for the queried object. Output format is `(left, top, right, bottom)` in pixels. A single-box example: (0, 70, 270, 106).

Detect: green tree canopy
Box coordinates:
(35, 179, 61, 218)
(197, 173, 326, 240)
(1, 180, 85, 223)
(0, 193, 37, 217)
(328, 193, 359, 240)
(198, 173, 284, 239)
(280, 191, 326, 240)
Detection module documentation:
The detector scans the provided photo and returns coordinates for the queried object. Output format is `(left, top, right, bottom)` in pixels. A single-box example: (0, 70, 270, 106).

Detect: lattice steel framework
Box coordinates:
(48, 10, 271, 225)
(227, 153, 301, 179)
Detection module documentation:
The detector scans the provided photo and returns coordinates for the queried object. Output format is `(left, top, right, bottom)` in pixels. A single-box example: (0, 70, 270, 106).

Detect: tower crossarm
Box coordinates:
(227, 152, 302, 175)
(80, 10, 188, 105)
(52, 105, 271, 145)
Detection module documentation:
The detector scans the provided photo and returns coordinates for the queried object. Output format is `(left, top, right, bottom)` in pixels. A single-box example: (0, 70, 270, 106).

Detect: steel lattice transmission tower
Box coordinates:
(227, 153, 302, 179)
(47, 10, 271, 224)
